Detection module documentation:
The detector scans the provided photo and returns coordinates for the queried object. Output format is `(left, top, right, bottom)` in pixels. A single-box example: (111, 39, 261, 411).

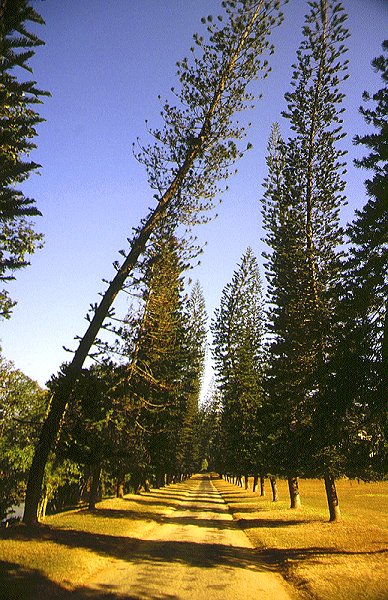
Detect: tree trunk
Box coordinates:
(324, 473, 341, 522)
(288, 476, 301, 509)
(260, 476, 265, 497)
(23, 379, 74, 524)
(252, 475, 259, 493)
(270, 476, 279, 501)
(38, 489, 49, 521)
(89, 464, 101, 510)
(244, 475, 249, 490)
(116, 477, 125, 498)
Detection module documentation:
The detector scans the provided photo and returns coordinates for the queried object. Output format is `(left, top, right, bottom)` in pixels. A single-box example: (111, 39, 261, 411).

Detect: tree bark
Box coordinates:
(244, 475, 249, 490)
(252, 475, 259, 493)
(116, 477, 125, 498)
(260, 476, 265, 497)
(324, 473, 341, 522)
(270, 476, 279, 502)
(288, 476, 301, 509)
(37, 489, 49, 521)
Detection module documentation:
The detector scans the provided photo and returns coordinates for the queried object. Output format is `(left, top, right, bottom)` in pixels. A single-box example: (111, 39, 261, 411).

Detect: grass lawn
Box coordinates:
(0, 478, 386, 599)
(213, 477, 388, 600)
(0, 490, 181, 599)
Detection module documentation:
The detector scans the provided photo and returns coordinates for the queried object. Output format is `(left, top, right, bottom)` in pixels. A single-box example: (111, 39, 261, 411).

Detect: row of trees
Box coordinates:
(0, 0, 385, 524)
(206, 1, 386, 521)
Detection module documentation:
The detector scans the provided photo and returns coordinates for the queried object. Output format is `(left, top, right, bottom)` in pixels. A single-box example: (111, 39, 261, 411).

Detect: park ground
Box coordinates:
(0, 475, 387, 599)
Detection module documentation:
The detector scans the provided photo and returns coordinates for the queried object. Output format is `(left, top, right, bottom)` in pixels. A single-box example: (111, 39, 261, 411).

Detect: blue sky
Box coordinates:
(1, 0, 387, 390)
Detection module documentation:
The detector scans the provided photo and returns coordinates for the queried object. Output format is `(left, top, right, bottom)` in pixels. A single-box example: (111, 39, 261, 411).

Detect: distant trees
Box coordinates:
(0, 0, 49, 318)
(211, 248, 266, 481)
(24, 0, 286, 524)
(125, 233, 197, 486)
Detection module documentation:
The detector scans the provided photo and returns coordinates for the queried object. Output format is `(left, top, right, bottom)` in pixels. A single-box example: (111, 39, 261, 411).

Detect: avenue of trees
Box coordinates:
(0, 0, 386, 524)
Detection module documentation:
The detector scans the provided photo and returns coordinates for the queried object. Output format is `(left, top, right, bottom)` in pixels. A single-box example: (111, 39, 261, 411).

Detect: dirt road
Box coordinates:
(86, 474, 295, 599)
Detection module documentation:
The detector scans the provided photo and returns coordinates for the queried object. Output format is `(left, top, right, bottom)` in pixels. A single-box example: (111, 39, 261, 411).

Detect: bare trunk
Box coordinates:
(260, 476, 265, 497)
(244, 475, 249, 490)
(288, 476, 301, 509)
(324, 473, 341, 522)
(252, 475, 259, 493)
(270, 476, 279, 502)
(116, 477, 125, 498)
(89, 464, 101, 510)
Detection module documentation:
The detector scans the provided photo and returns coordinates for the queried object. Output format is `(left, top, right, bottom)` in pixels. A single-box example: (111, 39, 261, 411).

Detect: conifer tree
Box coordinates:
(211, 247, 265, 480)
(24, 0, 286, 523)
(0, 0, 49, 318)
(261, 0, 349, 520)
(321, 41, 387, 479)
(177, 281, 207, 476)
(135, 235, 187, 484)
(197, 379, 222, 471)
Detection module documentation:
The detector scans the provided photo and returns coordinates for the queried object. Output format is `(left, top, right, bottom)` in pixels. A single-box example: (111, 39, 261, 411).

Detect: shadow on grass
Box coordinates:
(238, 518, 313, 528)
(256, 545, 388, 573)
(0, 561, 141, 600)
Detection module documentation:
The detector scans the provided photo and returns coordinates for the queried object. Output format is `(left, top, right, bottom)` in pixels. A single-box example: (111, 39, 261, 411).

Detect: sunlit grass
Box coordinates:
(0, 478, 387, 599)
(0, 490, 183, 597)
(214, 477, 388, 600)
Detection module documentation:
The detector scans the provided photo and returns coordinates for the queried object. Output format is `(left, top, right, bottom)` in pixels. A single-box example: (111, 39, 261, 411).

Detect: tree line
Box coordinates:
(0, 0, 386, 524)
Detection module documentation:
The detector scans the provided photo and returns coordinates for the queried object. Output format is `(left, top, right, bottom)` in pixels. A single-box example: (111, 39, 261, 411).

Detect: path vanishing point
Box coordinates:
(85, 474, 295, 599)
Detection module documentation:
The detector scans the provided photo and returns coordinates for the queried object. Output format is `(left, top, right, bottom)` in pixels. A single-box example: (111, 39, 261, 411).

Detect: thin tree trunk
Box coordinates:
(324, 473, 341, 522)
(116, 477, 125, 498)
(288, 476, 301, 509)
(89, 464, 101, 510)
(270, 476, 279, 502)
(244, 475, 249, 490)
(252, 475, 259, 493)
(260, 476, 265, 497)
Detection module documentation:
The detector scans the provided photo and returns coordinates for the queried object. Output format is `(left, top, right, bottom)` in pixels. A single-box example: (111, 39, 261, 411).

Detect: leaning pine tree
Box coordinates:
(24, 0, 286, 523)
(261, 0, 349, 520)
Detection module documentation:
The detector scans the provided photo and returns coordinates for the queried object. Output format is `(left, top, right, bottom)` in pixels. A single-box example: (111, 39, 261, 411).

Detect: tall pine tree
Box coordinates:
(261, 0, 349, 520)
(211, 247, 265, 480)
(322, 41, 387, 480)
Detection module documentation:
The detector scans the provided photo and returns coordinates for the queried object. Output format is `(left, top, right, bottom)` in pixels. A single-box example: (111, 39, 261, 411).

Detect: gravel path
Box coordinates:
(84, 474, 295, 599)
